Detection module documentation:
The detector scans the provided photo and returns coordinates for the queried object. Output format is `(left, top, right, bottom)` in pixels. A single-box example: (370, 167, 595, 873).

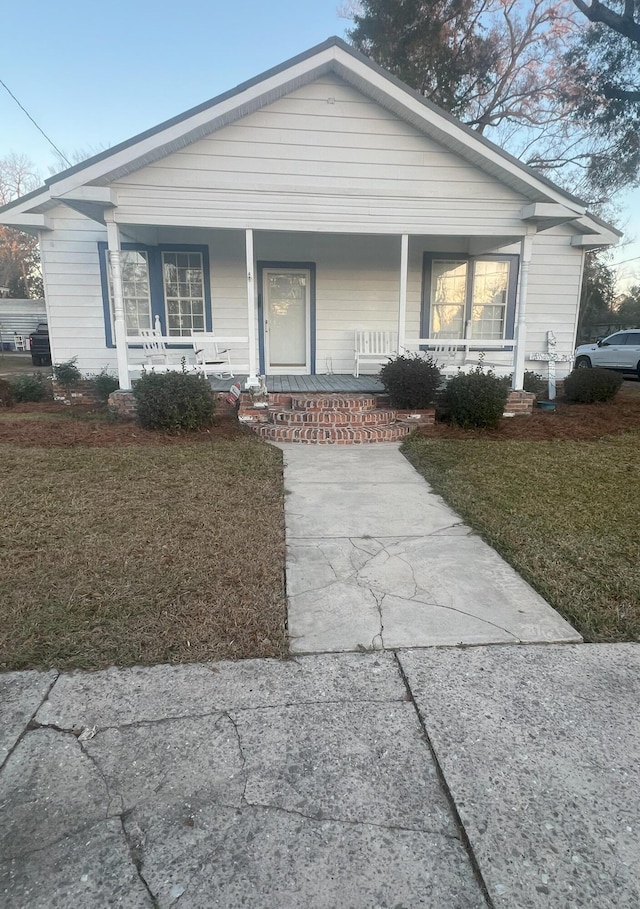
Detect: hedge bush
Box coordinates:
(0, 378, 15, 408)
(444, 365, 509, 429)
(523, 370, 548, 398)
(133, 369, 216, 432)
(52, 358, 82, 388)
(379, 353, 442, 408)
(563, 367, 623, 404)
(12, 373, 48, 403)
(89, 371, 120, 402)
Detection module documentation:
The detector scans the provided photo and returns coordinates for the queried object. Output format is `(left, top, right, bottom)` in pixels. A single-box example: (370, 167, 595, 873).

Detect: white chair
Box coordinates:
(353, 329, 397, 377)
(193, 339, 234, 379)
(433, 343, 460, 376)
(13, 334, 28, 351)
(140, 328, 170, 366)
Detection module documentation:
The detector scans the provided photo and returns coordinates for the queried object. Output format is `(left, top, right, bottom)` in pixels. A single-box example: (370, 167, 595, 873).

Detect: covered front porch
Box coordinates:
(105, 222, 535, 393)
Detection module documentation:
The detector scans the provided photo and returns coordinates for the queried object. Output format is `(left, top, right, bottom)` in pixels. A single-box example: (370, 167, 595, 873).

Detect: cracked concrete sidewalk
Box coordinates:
(281, 443, 580, 653)
(2, 647, 639, 908)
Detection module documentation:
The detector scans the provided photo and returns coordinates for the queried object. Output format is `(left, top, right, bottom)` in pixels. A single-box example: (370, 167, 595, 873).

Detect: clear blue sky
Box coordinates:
(1, 0, 638, 289)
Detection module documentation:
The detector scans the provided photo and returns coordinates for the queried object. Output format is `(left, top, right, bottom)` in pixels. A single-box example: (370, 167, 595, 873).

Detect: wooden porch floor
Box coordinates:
(208, 374, 385, 393)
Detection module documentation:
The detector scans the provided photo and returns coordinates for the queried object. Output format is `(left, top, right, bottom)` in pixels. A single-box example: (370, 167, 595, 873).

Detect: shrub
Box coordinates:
(52, 358, 81, 388)
(89, 371, 119, 402)
(444, 365, 509, 429)
(12, 373, 48, 403)
(379, 353, 442, 408)
(563, 367, 623, 404)
(523, 371, 548, 398)
(0, 378, 15, 408)
(133, 369, 216, 433)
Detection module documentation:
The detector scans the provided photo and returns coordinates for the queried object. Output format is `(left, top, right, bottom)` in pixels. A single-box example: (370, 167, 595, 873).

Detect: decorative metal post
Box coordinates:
(528, 330, 574, 400)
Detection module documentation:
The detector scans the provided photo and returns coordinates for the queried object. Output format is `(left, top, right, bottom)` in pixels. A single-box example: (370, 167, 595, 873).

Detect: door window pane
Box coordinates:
(267, 272, 307, 367)
(163, 251, 205, 336)
(430, 261, 467, 338)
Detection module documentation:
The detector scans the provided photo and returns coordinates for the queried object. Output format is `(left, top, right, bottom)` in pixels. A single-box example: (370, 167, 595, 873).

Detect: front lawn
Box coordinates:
(0, 429, 287, 671)
(0, 352, 49, 377)
(404, 432, 640, 642)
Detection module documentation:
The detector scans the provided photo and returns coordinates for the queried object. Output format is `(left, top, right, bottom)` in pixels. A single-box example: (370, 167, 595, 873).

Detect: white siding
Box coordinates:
(526, 227, 584, 375)
(39, 214, 253, 375)
(37, 72, 583, 379)
(39, 213, 582, 379)
(112, 74, 530, 235)
(39, 206, 112, 373)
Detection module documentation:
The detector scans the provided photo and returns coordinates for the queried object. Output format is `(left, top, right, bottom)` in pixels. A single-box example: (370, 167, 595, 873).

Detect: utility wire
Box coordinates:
(0, 76, 72, 167)
(604, 254, 640, 269)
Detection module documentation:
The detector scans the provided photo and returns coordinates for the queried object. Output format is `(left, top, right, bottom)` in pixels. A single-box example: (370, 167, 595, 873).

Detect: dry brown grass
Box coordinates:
(404, 431, 640, 642)
(0, 353, 50, 378)
(0, 439, 287, 671)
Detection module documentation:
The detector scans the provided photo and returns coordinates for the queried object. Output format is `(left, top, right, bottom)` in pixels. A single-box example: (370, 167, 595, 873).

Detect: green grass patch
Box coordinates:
(0, 412, 68, 422)
(403, 432, 640, 642)
(0, 354, 49, 377)
(0, 441, 286, 671)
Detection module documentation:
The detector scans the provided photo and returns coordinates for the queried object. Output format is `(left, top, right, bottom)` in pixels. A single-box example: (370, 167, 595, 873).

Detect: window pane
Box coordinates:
(430, 261, 467, 338)
(471, 304, 505, 340)
(108, 249, 151, 336)
(432, 304, 465, 338)
(163, 251, 205, 336)
(471, 261, 509, 340)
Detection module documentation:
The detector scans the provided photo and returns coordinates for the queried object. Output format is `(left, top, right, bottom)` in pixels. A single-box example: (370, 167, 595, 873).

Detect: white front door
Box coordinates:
(263, 268, 311, 374)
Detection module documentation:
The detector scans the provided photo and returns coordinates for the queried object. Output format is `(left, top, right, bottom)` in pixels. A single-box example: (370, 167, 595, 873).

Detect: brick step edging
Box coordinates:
(271, 409, 396, 427)
(254, 424, 413, 443)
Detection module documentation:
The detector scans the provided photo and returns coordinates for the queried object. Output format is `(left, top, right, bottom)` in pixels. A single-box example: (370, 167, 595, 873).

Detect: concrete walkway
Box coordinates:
(2, 646, 639, 908)
(282, 443, 580, 653)
(2, 444, 638, 907)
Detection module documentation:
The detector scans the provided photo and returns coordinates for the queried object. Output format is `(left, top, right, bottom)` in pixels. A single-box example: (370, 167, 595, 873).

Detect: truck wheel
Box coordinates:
(575, 356, 591, 369)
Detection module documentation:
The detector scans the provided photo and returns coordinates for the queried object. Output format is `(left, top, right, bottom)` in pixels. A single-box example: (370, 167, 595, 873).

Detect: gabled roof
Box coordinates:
(0, 36, 621, 242)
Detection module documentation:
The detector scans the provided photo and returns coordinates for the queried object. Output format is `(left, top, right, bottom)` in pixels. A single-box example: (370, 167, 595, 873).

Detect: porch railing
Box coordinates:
(403, 338, 516, 374)
(125, 334, 250, 375)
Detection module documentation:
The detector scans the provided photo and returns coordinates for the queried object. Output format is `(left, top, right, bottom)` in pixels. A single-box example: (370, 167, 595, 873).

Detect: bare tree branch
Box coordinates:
(571, 0, 640, 44)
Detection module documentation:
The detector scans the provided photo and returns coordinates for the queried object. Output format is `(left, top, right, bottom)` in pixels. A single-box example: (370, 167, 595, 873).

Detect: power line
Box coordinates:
(0, 76, 72, 167)
(605, 255, 640, 269)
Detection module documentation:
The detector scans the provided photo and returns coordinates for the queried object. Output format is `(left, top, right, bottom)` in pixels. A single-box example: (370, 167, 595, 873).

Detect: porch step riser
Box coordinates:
(291, 395, 380, 412)
(255, 425, 413, 444)
(271, 410, 396, 427)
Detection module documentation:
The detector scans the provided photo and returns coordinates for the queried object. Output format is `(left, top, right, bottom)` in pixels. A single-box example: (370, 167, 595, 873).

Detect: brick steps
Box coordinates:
(254, 423, 413, 444)
(271, 408, 396, 427)
(290, 394, 380, 412)
(239, 392, 425, 444)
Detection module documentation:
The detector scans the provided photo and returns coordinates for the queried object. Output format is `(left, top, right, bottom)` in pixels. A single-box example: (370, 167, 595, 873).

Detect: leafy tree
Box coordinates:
(616, 285, 640, 323)
(576, 250, 617, 339)
(0, 154, 44, 298)
(562, 1, 640, 196)
(346, 0, 579, 164)
(345, 0, 640, 199)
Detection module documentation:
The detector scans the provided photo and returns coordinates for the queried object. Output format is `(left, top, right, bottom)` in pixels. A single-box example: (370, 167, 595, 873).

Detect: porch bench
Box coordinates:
(354, 329, 397, 377)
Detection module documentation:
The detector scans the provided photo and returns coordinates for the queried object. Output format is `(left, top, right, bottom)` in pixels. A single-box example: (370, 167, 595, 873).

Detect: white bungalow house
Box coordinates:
(0, 37, 619, 393)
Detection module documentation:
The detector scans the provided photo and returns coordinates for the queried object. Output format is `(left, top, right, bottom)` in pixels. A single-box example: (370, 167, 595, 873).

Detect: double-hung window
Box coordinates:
(423, 254, 518, 341)
(99, 243, 211, 347)
(107, 250, 152, 336)
(162, 251, 205, 336)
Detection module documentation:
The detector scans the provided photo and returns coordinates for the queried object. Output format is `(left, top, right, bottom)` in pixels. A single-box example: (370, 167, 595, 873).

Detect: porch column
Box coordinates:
(105, 216, 130, 390)
(245, 228, 259, 387)
(397, 233, 409, 351)
(512, 235, 533, 391)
